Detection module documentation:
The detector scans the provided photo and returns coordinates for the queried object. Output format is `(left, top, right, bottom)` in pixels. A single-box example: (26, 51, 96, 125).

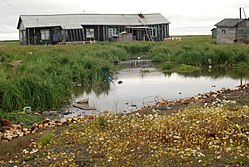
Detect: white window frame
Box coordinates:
(108, 28, 117, 38)
(86, 28, 94, 38)
(41, 29, 50, 40)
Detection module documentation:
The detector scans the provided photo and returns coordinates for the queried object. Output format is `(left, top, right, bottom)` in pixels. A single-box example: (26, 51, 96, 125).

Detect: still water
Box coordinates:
(70, 60, 249, 115)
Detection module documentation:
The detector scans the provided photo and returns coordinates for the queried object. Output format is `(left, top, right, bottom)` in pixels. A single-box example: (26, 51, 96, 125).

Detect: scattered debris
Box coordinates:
(117, 81, 123, 84)
(9, 60, 22, 68)
(0, 116, 96, 142)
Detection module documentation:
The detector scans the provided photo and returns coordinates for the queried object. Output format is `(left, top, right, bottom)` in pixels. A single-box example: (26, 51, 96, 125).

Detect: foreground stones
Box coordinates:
(152, 84, 248, 111)
(0, 115, 95, 142)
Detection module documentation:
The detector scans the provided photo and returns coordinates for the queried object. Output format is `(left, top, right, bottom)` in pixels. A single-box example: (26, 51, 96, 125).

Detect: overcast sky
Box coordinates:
(0, 0, 248, 40)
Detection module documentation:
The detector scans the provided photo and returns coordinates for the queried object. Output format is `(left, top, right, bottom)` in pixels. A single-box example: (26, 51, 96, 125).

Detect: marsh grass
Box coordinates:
(0, 111, 43, 126)
(1, 36, 249, 113)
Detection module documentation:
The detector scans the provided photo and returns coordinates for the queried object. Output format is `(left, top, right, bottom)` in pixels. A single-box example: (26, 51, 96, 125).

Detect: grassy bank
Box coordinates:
(0, 43, 129, 113)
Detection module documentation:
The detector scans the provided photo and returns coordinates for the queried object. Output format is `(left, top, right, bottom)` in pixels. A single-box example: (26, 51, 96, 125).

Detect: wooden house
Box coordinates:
(214, 18, 249, 44)
(17, 13, 170, 45)
(211, 28, 217, 38)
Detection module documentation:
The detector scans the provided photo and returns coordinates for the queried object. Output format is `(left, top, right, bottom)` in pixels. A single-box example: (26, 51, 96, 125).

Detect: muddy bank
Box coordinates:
(137, 84, 249, 115)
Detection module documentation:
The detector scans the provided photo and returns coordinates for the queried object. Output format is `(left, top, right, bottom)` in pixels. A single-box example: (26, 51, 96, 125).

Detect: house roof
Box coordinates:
(214, 18, 244, 27)
(17, 13, 170, 29)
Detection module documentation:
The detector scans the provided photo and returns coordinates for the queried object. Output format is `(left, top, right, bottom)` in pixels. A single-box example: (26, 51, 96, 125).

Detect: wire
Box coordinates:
(1, 0, 26, 15)
(242, 8, 247, 18)
(1, 0, 40, 24)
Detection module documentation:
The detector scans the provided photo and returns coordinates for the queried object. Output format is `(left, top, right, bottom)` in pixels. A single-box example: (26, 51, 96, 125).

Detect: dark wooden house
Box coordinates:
(214, 18, 249, 44)
(17, 13, 170, 45)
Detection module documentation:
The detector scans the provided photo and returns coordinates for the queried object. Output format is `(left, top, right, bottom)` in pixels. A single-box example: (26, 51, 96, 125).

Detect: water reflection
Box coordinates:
(71, 61, 249, 113)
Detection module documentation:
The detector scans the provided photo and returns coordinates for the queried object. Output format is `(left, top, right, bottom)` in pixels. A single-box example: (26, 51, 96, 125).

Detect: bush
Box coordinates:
(39, 133, 53, 147)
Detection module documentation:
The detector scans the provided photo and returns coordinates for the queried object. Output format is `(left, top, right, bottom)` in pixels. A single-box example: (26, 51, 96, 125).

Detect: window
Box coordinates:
(222, 29, 226, 33)
(108, 28, 117, 38)
(86, 28, 94, 38)
(40, 29, 50, 40)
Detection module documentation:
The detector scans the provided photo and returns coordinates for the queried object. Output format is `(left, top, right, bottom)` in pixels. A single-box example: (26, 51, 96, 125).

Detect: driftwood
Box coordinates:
(76, 98, 89, 104)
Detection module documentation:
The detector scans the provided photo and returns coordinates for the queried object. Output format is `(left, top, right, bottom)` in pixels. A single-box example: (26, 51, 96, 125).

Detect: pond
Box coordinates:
(65, 60, 249, 117)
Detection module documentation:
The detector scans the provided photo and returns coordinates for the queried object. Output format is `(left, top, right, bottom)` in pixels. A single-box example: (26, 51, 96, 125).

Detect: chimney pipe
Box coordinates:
(240, 7, 242, 19)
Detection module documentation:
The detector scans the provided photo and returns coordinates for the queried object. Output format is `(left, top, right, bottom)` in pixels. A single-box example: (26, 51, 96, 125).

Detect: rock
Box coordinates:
(24, 131, 31, 135)
(57, 123, 63, 126)
(117, 80, 123, 84)
(2, 126, 11, 130)
(12, 124, 22, 130)
(1, 119, 13, 128)
(43, 111, 58, 117)
(43, 123, 49, 129)
(0, 127, 4, 132)
(9, 60, 22, 68)
(60, 118, 67, 124)
(22, 128, 28, 132)
(19, 132, 24, 137)
(34, 112, 41, 115)
(61, 110, 72, 115)
(43, 118, 50, 124)
(38, 124, 43, 129)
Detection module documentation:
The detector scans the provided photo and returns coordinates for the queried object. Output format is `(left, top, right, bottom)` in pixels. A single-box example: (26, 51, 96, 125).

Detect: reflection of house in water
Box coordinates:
(120, 60, 152, 68)
(17, 13, 170, 45)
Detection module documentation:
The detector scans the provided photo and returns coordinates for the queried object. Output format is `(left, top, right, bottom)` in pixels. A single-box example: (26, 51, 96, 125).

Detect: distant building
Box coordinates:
(17, 13, 170, 45)
(214, 18, 249, 44)
(211, 28, 217, 38)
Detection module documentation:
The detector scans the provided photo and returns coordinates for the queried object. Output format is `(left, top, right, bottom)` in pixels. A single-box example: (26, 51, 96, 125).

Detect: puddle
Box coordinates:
(63, 60, 249, 117)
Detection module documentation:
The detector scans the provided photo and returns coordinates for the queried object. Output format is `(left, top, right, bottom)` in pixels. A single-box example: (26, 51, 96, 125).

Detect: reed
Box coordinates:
(1, 36, 249, 113)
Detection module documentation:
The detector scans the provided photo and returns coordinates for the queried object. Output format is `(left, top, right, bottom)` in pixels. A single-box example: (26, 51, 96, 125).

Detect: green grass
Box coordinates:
(39, 133, 54, 147)
(1, 36, 249, 114)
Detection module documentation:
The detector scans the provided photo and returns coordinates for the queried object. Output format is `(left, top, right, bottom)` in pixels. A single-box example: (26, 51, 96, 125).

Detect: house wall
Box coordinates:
(19, 23, 169, 44)
(211, 29, 217, 38)
(237, 19, 249, 44)
(216, 27, 236, 44)
(82, 24, 169, 42)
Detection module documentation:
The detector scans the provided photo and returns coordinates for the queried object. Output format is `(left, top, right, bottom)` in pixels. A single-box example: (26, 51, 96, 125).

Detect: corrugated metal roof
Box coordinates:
(17, 13, 170, 29)
(214, 18, 244, 27)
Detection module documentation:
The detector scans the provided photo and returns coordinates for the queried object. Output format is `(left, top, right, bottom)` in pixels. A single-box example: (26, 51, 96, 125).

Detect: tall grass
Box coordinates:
(1, 36, 249, 112)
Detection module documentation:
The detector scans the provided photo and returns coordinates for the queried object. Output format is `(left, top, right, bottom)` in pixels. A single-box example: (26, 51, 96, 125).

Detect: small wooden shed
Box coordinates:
(214, 18, 249, 44)
(17, 13, 170, 45)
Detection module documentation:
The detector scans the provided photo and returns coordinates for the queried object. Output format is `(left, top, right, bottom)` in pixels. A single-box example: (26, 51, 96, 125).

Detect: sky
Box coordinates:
(0, 0, 248, 40)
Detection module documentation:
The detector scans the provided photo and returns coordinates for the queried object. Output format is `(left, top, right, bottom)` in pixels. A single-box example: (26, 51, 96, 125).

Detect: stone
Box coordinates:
(22, 128, 28, 132)
(12, 124, 22, 130)
(2, 126, 11, 130)
(57, 123, 63, 126)
(19, 132, 24, 137)
(1, 119, 13, 128)
(24, 131, 31, 135)
(43, 123, 48, 129)
(60, 117, 67, 124)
